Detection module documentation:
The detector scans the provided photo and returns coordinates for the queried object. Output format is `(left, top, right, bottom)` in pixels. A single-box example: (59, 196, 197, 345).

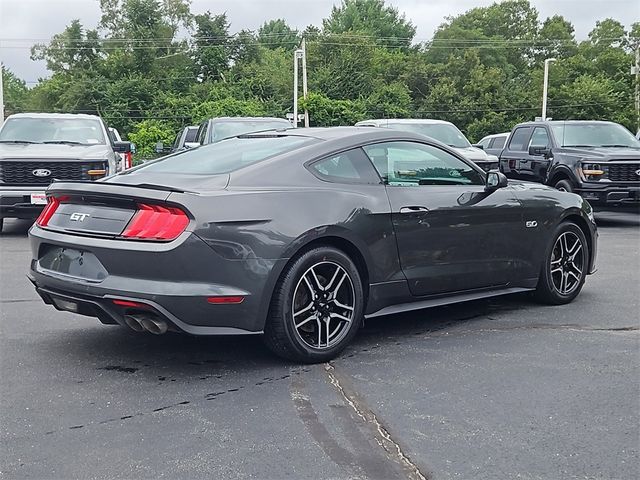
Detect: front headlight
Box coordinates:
(580, 161, 608, 181)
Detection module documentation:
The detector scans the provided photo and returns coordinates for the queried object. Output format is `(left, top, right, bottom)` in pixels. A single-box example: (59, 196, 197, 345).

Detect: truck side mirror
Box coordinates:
(113, 141, 133, 153)
(155, 141, 164, 154)
(473, 144, 484, 150)
(529, 145, 551, 157)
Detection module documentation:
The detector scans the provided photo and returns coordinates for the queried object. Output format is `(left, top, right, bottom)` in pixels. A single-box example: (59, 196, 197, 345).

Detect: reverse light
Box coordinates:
(207, 296, 245, 305)
(35, 195, 69, 227)
(121, 203, 189, 241)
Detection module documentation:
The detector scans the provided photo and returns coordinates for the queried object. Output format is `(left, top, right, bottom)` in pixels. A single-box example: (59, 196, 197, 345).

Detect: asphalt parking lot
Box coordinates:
(1, 215, 638, 480)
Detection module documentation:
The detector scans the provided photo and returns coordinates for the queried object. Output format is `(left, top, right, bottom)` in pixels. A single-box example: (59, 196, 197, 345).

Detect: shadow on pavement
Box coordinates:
(35, 293, 534, 378)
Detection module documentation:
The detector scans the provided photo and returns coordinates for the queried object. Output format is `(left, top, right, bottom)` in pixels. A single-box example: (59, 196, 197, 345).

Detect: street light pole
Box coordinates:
(542, 58, 556, 121)
(0, 62, 5, 125)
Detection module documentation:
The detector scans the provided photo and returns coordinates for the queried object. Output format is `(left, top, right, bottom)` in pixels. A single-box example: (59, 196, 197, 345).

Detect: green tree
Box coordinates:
(192, 12, 233, 81)
(1, 67, 30, 116)
(323, 0, 416, 48)
(127, 119, 176, 160)
(258, 19, 299, 50)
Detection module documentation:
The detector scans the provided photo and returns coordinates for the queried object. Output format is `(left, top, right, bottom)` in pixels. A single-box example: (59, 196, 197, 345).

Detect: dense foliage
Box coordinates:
(2, 0, 638, 157)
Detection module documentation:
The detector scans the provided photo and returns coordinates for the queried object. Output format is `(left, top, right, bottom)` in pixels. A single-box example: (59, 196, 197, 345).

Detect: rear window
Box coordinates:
(136, 136, 317, 175)
(212, 120, 291, 142)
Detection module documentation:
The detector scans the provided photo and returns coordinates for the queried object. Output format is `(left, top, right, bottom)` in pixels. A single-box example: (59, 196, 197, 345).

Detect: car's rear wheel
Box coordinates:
(263, 246, 364, 363)
(535, 222, 588, 305)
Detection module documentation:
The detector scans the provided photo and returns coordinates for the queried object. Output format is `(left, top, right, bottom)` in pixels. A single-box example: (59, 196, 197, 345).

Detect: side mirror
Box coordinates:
(113, 141, 133, 153)
(486, 170, 508, 191)
(473, 144, 484, 150)
(155, 141, 164, 154)
(529, 145, 550, 157)
(130, 143, 136, 154)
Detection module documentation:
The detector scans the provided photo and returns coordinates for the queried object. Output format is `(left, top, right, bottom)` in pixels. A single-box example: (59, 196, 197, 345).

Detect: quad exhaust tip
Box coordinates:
(124, 313, 168, 335)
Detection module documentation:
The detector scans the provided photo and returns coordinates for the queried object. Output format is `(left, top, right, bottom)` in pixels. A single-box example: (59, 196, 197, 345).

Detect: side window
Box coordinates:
(492, 136, 506, 149)
(309, 148, 381, 184)
(196, 123, 207, 145)
(529, 127, 550, 149)
(362, 141, 484, 186)
(478, 137, 491, 149)
(172, 131, 182, 150)
(507, 127, 533, 151)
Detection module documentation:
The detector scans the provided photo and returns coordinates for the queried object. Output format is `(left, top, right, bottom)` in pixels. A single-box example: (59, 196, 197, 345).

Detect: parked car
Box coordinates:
(108, 127, 135, 170)
(499, 120, 640, 212)
(28, 127, 596, 362)
(0, 113, 133, 232)
(475, 132, 509, 158)
(355, 119, 499, 171)
(195, 117, 292, 146)
(171, 126, 199, 153)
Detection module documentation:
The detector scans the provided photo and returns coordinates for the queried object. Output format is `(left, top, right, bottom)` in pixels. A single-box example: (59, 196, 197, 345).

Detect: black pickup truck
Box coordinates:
(499, 120, 640, 211)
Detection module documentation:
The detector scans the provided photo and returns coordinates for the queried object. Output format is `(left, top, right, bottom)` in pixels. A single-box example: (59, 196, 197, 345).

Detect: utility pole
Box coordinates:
(293, 48, 303, 128)
(635, 42, 639, 133)
(542, 58, 556, 121)
(301, 38, 309, 128)
(0, 62, 5, 125)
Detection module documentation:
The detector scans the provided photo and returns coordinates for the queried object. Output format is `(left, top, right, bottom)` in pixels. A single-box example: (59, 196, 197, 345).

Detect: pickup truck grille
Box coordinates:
(0, 161, 104, 186)
(608, 163, 640, 182)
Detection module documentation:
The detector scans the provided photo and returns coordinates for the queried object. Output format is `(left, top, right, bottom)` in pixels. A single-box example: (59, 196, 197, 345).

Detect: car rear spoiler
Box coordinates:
(45, 180, 190, 202)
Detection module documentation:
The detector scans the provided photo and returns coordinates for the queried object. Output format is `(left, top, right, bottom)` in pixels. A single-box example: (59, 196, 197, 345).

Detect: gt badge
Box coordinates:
(69, 212, 91, 222)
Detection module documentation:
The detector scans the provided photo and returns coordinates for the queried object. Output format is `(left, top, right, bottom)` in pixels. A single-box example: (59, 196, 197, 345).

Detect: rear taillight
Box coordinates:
(121, 203, 189, 241)
(36, 195, 69, 227)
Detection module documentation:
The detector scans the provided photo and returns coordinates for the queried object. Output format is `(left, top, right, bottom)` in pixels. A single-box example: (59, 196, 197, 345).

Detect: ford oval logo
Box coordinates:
(32, 169, 51, 177)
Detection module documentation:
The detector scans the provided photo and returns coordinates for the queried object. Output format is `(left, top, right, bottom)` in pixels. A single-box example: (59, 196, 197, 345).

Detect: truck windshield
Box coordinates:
(0, 117, 106, 145)
(386, 123, 472, 148)
(551, 123, 640, 148)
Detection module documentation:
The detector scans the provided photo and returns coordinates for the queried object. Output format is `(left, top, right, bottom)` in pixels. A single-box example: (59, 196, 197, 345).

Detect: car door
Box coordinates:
(500, 127, 533, 180)
(524, 126, 552, 182)
(363, 141, 525, 297)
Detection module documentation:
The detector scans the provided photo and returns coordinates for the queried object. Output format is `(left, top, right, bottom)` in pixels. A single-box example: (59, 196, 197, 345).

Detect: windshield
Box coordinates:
(386, 122, 472, 148)
(0, 117, 106, 145)
(212, 120, 292, 142)
(551, 123, 640, 148)
(135, 135, 316, 175)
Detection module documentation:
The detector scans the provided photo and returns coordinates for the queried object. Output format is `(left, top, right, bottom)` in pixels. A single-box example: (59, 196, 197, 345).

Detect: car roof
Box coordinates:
(209, 117, 290, 123)
(356, 118, 454, 126)
(6, 112, 103, 120)
(515, 120, 620, 128)
(241, 126, 439, 142)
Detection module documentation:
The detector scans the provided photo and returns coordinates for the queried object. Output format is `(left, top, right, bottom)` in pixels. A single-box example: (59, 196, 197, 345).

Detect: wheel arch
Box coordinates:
(256, 228, 373, 331)
(547, 167, 575, 186)
(559, 212, 595, 273)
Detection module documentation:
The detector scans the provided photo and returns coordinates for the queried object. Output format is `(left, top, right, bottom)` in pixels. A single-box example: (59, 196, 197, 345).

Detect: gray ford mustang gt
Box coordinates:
(28, 127, 597, 362)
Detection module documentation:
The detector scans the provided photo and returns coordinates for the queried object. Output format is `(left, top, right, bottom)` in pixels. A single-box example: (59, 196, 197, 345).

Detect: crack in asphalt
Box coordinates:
(41, 366, 311, 436)
(441, 323, 639, 335)
(325, 363, 430, 480)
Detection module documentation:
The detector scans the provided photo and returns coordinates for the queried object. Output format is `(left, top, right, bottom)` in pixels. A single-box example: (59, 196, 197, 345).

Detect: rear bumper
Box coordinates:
(28, 226, 287, 334)
(575, 183, 640, 212)
(0, 187, 47, 219)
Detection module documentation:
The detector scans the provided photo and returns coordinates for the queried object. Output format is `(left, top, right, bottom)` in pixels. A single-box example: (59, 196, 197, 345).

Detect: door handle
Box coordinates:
(399, 206, 429, 214)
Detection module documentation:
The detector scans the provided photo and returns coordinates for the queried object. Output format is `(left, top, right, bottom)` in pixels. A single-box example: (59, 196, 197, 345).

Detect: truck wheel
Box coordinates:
(554, 179, 573, 193)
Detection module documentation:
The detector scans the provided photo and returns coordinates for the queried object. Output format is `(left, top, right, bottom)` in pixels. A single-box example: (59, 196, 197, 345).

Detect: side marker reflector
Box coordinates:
(207, 296, 245, 305)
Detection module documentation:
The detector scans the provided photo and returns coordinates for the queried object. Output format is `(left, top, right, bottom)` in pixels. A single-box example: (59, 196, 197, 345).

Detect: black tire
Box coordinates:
(534, 222, 588, 305)
(263, 246, 364, 363)
(554, 178, 573, 193)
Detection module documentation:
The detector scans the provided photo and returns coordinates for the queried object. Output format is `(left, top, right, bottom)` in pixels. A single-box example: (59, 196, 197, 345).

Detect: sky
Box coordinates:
(1, 0, 638, 83)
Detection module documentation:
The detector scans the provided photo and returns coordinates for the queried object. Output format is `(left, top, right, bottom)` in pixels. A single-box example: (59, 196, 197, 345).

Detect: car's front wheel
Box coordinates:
(535, 222, 588, 305)
(264, 246, 364, 363)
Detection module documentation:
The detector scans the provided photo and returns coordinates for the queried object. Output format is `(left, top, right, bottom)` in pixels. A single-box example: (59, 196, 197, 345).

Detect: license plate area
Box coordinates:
(30, 193, 47, 205)
(38, 246, 108, 282)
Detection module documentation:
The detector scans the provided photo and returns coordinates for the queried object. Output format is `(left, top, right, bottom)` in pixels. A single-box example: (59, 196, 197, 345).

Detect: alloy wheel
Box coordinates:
(291, 261, 355, 349)
(550, 231, 585, 295)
